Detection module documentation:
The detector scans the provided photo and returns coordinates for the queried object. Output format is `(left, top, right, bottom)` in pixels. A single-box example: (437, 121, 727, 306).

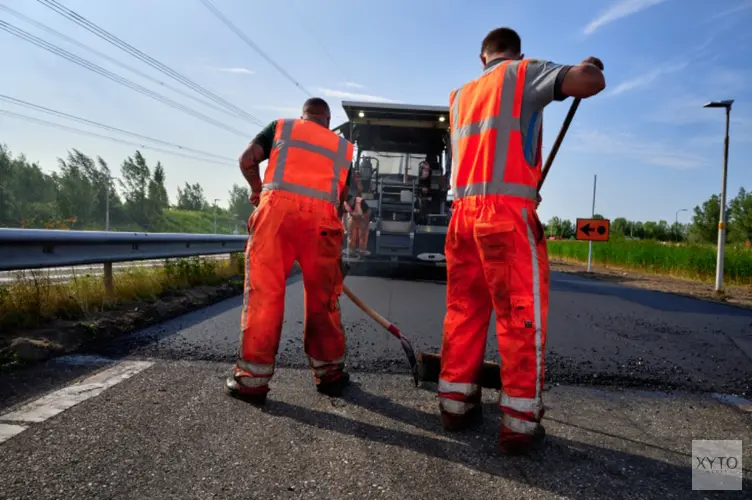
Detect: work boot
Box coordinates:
(224, 376, 268, 406)
(441, 404, 483, 431)
(316, 371, 351, 397)
(498, 424, 546, 456)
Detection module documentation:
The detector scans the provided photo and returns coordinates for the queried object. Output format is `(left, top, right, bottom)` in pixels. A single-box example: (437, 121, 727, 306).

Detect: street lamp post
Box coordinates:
(213, 198, 220, 234)
(675, 208, 687, 242)
(703, 99, 734, 292)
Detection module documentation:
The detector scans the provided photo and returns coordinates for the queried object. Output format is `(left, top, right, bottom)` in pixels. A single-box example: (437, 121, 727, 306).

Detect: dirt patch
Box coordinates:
(550, 259, 752, 310)
(0, 277, 247, 371)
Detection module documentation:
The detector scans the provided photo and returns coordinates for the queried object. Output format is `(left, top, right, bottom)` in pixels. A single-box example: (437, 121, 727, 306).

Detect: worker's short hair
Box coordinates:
(302, 97, 330, 115)
(481, 27, 521, 56)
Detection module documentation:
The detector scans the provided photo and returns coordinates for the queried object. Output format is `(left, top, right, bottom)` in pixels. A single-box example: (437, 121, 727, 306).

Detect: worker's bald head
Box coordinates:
(480, 27, 523, 66)
(302, 97, 331, 128)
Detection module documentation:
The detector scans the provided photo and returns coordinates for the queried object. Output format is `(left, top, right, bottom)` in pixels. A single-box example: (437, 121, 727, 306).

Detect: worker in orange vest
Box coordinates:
(440, 27, 605, 455)
(344, 193, 370, 255)
(227, 97, 354, 403)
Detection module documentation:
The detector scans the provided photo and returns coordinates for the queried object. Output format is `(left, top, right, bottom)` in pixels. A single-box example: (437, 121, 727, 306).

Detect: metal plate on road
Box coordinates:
(576, 218, 610, 242)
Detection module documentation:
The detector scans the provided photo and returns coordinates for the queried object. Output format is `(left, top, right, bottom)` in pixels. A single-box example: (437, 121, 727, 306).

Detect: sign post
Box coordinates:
(588, 175, 596, 271)
(576, 175, 609, 273)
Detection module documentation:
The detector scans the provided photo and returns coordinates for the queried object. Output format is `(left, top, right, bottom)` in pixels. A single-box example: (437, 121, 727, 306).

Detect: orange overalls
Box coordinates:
(234, 118, 353, 394)
(440, 59, 549, 448)
(345, 196, 369, 251)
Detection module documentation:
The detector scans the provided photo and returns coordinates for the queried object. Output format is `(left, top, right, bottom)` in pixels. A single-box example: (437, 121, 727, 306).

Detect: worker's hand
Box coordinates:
(249, 191, 260, 207)
(581, 56, 604, 71)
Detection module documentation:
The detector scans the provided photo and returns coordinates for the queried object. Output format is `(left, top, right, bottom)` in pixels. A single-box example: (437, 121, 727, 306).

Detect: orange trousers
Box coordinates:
(439, 195, 549, 443)
(346, 213, 370, 250)
(235, 190, 346, 394)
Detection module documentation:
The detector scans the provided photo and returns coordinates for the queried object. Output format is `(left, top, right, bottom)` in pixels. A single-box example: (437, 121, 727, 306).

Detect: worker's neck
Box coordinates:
(303, 115, 328, 127)
(485, 51, 520, 64)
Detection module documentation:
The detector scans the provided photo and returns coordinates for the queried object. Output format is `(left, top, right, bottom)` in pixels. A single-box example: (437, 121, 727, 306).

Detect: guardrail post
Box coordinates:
(103, 262, 114, 297)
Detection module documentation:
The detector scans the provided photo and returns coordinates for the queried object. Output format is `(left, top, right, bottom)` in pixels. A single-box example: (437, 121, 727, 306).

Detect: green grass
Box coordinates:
(0, 254, 244, 332)
(547, 239, 752, 285)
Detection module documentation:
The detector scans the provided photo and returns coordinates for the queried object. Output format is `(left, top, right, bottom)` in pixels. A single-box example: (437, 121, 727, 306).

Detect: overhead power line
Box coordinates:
(0, 94, 236, 163)
(35, 0, 265, 127)
(198, 0, 313, 97)
(0, 3, 245, 122)
(0, 21, 251, 138)
(0, 108, 236, 167)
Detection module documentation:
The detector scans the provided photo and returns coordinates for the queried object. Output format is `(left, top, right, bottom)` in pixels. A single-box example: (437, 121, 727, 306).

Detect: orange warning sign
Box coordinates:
(576, 218, 610, 242)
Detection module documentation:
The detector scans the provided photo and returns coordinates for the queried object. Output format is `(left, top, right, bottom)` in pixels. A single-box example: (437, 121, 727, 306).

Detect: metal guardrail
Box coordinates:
(0, 228, 248, 272)
(0, 228, 249, 294)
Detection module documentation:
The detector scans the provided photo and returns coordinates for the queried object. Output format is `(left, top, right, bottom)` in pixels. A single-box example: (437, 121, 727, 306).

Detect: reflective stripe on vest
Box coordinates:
(449, 59, 539, 201)
(263, 119, 352, 204)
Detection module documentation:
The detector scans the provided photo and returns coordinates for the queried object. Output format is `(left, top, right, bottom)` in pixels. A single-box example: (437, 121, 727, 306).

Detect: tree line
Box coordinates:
(0, 144, 253, 232)
(1, 143, 750, 244)
(544, 188, 752, 244)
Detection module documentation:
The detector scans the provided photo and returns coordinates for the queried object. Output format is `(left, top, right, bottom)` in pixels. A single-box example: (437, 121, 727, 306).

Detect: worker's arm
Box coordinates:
(239, 121, 276, 205)
(560, 57, 605, 99)
(338, 166, 353, 219)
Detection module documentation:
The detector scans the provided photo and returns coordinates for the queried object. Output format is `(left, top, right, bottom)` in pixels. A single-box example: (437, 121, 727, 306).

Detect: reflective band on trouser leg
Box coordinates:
(308, 355, 345, 384)
(438, 379, 480, 415)
(264, 119, 351, 204)
(235, 359, 275, 391)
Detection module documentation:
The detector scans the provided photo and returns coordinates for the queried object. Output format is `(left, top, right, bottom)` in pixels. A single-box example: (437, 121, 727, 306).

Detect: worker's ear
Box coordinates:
(479, 53, 486, 66)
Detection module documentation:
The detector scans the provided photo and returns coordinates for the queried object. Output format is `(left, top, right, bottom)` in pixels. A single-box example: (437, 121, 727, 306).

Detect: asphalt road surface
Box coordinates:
(1, 270, 751, 499)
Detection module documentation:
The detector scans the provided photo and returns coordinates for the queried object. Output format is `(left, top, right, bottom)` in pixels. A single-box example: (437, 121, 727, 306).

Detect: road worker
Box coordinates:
(439, 27, 605, 455)
(344, 193, 370, 256)
(226, 97, 354, 403)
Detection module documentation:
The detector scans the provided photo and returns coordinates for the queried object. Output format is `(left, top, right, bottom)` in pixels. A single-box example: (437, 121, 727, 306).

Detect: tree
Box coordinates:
(612, 217, 629, 237)
(176, 182, 208, 211)
(689, 194, 723, 244)
(228, 183, 253, 221)
(728, 187, 752, 243)
(120, 150, 152, 228)
(147, 162, 169, 224)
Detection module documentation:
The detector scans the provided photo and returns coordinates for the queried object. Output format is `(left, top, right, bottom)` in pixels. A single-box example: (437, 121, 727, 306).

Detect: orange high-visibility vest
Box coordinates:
(263, 118, 354, 204)
(449, 59, 539, 202)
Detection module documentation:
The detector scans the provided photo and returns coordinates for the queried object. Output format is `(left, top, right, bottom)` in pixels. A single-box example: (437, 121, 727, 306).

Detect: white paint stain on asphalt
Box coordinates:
(0, 360, 154, 424)
(0, 423, 28, 444)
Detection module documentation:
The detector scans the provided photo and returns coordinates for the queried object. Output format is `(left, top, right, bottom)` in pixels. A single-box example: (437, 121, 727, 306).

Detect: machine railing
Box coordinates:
(0, 228, 248, 293)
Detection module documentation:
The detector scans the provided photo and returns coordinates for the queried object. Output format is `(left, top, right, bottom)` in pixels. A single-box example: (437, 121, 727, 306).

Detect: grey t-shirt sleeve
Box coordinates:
(522, 59, 572, 113)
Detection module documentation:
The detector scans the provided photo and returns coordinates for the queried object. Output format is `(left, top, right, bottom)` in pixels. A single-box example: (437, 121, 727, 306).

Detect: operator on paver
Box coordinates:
(439, 27, 605, 455)
(226, 97, 354, 403)
(344, 192, 370, 256)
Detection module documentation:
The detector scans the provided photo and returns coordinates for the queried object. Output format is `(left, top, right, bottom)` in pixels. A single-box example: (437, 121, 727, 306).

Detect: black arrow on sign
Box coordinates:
(580, 223, 593, 236)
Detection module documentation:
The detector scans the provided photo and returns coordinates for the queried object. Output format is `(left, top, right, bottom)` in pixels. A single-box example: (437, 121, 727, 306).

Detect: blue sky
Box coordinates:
(1, 0, 750, 225)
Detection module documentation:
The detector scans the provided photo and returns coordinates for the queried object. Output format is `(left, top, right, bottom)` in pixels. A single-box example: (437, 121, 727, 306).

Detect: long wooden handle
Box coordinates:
(538, 97, 581, 191)
(342, 283, 391, 330)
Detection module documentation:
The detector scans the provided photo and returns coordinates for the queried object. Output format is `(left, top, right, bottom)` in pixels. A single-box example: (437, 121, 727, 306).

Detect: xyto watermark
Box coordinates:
(692, 440, 743, 491)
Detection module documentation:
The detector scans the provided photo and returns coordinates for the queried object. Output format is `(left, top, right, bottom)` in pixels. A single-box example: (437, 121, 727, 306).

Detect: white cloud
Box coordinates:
(316, 87, 401, 103)
(608, 61, 688, 96)
(570, 129, 708, 170)
(583, 0, 669, 35)
(708, 0, 752, 21)
(218, 67, 255, 75)
(343, 82, 365, 89)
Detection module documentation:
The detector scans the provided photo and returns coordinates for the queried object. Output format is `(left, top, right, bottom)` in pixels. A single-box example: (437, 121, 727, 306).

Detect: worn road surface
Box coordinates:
(1, 270, 751, 499)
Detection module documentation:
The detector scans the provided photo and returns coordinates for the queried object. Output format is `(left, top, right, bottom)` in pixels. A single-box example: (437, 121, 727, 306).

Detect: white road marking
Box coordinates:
(0, 423, 28, 444)
(0, 360, 154, 424)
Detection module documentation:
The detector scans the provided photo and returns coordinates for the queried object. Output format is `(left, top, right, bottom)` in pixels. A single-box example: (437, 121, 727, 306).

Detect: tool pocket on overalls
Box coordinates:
(318, 221, 345, 308)
(474, 220, 517, 263)
(509, 295, 535, 331)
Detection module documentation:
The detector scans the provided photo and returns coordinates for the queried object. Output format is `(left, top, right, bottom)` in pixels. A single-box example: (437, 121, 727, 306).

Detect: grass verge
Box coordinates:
(547, 239, 752, 286)
(0, 255, 253, 370)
